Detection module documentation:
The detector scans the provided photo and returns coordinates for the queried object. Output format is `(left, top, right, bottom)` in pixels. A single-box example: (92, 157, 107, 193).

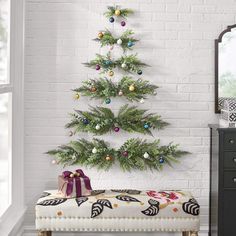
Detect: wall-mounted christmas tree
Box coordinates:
(47, 6, 188, 171)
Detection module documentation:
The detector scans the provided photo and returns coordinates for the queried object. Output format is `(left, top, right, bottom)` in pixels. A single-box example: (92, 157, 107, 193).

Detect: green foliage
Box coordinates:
(74, 76, 158, 102)
(65, 105, 168, 136)
(84, 53, 147, 73)
(116, 54, 148, 73)
(47, 138, 188, 171)
(94, 29, 138, 51)
(47, 139, 115, 170)
(104, 6, 134, 18)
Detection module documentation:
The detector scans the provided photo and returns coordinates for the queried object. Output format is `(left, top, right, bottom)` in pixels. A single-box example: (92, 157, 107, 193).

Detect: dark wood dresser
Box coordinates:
(209, 124, 236, 236)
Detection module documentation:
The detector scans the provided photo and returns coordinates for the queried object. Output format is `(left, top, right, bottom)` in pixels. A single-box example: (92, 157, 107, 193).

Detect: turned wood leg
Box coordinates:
(182, 232, 198, 236)
(38, 231, 52, 236)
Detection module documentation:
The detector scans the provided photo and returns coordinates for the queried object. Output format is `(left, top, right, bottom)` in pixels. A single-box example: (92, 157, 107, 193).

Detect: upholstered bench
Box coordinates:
(36, 189, 200, 236)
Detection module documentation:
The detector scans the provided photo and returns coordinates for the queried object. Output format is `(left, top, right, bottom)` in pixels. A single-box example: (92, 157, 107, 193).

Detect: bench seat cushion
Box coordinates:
(35, 189, 200, 232)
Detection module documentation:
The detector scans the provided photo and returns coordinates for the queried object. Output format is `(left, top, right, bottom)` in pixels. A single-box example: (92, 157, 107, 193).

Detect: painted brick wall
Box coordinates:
(24, 0, 236, 234)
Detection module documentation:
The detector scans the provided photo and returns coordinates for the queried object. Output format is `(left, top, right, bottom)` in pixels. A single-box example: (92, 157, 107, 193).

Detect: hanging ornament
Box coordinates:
(115, 9, 121, 16)
(83, 118, 89, 125)
(95, 124, 101, 130)
(114, 127, 120, 132)
(90, 86, 97, 92)
(109, 17, 115, 23)
(122, 151, 129, 157)
(74, 92, 80, 100)
(159, 157, 164, 164)
(127, 41, 134, 47)
(153, 91, 157, 95)
(140, 98, 145, 104)
(105, 60, 112, 66)
(98, 32, 104, 39)
(95, 64, 101, 70)
(143, 123, 150, 129)
(117, 39, 123, 45)
(129, 84, 135, 91)
(68, 131, 74, 137)
(72, 154, 77, 160)
(105, 98, 111, 104)
(121, 21, 126, 27)
(92, 147, 97, 154)
(118, 90, 123, 96)
(143, 152, 149, 159)
(121, 63, 127, 68)
(108, 70, 114, 76)
(106, 155, 112, 161)
(52, 159, 57, 165)
(137, 70, 142, 75)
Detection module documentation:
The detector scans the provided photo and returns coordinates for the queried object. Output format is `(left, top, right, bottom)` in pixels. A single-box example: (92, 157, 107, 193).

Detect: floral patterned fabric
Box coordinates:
(36, 189, 200, 219)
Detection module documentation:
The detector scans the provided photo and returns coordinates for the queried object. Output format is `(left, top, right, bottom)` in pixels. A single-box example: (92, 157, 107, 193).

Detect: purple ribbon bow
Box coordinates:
(62, 169, 92, 197)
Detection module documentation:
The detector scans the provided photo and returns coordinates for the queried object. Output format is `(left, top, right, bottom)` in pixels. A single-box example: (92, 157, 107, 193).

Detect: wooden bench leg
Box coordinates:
(38, 231, 52, 236)
(182, 232, 198, 236)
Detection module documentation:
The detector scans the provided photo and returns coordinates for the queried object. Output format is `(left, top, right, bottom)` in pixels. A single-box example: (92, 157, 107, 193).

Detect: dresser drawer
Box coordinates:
(224, 152, 236, 169)
(224, 133, 236, 150)
(224, 171, 236, 188)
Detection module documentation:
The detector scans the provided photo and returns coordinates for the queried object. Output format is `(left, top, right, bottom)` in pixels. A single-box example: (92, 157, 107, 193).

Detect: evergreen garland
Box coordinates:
(73, 76, 158, 102)
(95, 29, 138, 51)
(47, 138, 188, 171)
(66, 105, 168, 135)
(84, 53, 147, 74)
(104, 6, 134, 19)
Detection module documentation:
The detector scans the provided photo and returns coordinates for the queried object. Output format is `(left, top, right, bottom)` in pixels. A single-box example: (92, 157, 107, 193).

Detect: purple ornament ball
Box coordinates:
(114, 127, 120, 132)
(121, 21, 126, 27)
(122, 151, 129, 157)
(95, 64, 100, 70)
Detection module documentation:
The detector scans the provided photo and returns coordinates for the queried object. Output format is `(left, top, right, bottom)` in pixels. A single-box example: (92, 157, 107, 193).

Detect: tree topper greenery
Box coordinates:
(73, 76, 158, 102)
(104, 6, 134, 19)
(66, 104, 168, 136)
(47, 138, 188, 171)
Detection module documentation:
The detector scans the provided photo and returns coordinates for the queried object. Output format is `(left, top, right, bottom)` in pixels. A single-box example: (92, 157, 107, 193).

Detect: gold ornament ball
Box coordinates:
(108, 70, 114, 77)
(74, 93, 80, 100)
(115, 9, 121, 16)
(106, 155, 112, 161)
(90, 87, 97, 92)
(98, 32, 104, 39)
(69, 173, 74, 178)
(129, 84, 135, 91)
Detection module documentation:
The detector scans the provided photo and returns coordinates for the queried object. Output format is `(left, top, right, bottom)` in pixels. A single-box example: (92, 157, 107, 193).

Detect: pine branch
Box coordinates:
(104, 6, 134, 19)
(47, 138, 189, 171)
(94, 29, 139, 51)
(65, 105, 167, 135)
(73, 76, 158, 102)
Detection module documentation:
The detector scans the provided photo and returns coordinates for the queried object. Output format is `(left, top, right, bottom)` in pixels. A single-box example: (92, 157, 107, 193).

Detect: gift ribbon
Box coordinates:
(62, 169, 92, 196)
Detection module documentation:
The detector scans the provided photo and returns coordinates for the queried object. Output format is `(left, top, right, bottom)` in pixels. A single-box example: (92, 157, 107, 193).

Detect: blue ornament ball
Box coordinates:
(105, 60, 112, 66)
(83, 118, 89, 125)
(105, 98, 111, 104)
(144, 123, 149, 129)
(109, 17, 115, 23)
(159, 158, 164, 164)
(127, 41, 134, 47)
(137, 70, 142, 75)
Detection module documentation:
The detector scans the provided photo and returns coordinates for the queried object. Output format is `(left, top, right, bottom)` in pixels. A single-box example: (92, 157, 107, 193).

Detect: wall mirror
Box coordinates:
(215, 24, 236, 113)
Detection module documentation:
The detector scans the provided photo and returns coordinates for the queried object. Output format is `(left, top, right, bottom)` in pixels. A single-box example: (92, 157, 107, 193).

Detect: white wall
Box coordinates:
(24, 0, 236, 234)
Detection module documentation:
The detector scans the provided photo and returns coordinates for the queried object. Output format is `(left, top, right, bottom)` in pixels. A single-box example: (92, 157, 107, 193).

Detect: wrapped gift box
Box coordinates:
(220, 98, 236, 128)
(58, 169, 92, 198)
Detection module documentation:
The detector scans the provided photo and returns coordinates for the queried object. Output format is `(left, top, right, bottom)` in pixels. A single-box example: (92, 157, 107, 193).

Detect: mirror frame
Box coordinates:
(215, 24, 236, 113)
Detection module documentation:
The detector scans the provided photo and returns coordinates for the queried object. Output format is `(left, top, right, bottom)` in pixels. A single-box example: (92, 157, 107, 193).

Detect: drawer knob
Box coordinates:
(229, 139, 235, 144)
(233, 178, 236, 183)
(233, 158, 236, 163)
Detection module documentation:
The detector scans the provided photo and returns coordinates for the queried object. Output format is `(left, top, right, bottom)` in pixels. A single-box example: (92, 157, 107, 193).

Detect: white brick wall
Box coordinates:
(24, 0, 235, 234)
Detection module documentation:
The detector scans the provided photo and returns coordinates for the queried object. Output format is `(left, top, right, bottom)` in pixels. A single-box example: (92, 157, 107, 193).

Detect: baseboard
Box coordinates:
(22, 225, 209, 236)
